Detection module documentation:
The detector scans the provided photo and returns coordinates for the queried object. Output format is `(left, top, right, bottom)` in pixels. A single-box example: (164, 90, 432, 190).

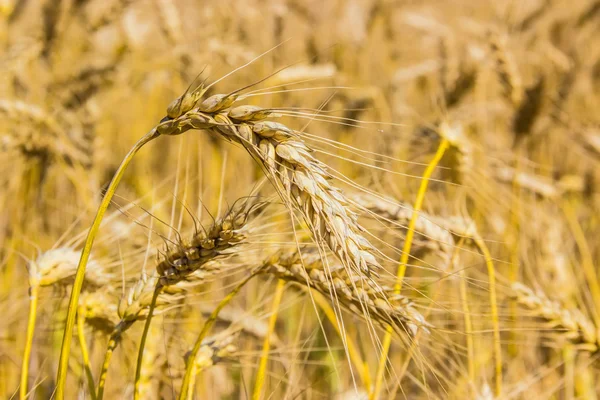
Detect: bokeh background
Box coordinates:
(1, 0, 599, 398)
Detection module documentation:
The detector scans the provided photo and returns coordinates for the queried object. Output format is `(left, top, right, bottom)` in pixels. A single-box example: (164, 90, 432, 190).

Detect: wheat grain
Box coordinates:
(117, 274, 182, 326)
(156, 197, 264, 286)
(189, 329, 239, 371)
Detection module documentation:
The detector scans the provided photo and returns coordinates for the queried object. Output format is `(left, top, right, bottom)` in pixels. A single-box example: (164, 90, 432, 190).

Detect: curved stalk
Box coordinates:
(179, 271, 258, 400)
(472, 235, 502, 396)
(372, 138, 449, 399)
(96, 324, 126, 400)
(133, 284, 162, 400)
(253, 279, 285, 400)
(20, 284, 38, 400)
(56, 129, 159, 399)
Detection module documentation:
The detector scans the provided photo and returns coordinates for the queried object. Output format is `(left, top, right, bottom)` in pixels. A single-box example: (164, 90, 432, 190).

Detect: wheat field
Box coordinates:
(1, 0, 599, 399)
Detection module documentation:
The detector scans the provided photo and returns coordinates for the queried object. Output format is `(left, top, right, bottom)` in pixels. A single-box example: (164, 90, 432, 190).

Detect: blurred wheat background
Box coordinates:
(1, 0, 599, 399)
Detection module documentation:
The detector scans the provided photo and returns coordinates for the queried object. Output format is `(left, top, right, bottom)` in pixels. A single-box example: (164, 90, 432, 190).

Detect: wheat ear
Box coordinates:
(259, 250, 429, 337)
(59, 72, 381, 396)
(510, 282, 598, 351)
(134, 197, 262, 399)
(155, 95, 382, 280)
(247, 247, 427, 398)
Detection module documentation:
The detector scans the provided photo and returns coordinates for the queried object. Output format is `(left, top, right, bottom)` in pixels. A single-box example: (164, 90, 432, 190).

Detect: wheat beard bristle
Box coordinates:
(350, 191, 456, 270)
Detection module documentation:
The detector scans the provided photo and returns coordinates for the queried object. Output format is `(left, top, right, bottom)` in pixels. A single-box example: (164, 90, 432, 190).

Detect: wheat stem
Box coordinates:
(253, 279, 285, 400)
(133, 283, 162, 400)
(459, 268, 475, 385)
(179, 271, 258, 400)
(473, 235, 502, 396)
(564, 344, 575, 400)
(56, 129, 159, 399)
(76, 308, 97, 400)
(372, 138, 448, 399)
(96, 325, 124, 400)
(20, 284, 38, 400)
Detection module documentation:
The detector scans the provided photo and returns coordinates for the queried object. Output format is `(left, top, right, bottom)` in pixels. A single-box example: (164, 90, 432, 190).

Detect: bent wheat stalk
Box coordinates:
(372, 137, 449, 400)
(57, 129, 159, 398)
(179, 270, 260, 400)
(253, 279, 285, 400)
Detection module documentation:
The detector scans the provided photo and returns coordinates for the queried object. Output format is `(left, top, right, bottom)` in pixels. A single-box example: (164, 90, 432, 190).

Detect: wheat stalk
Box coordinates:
(178, 270, 260, 400)
(96, 274, 181, 399)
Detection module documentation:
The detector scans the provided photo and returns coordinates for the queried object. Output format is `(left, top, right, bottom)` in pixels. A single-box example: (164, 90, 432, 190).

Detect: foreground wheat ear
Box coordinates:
(56, 67, 382, 397)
